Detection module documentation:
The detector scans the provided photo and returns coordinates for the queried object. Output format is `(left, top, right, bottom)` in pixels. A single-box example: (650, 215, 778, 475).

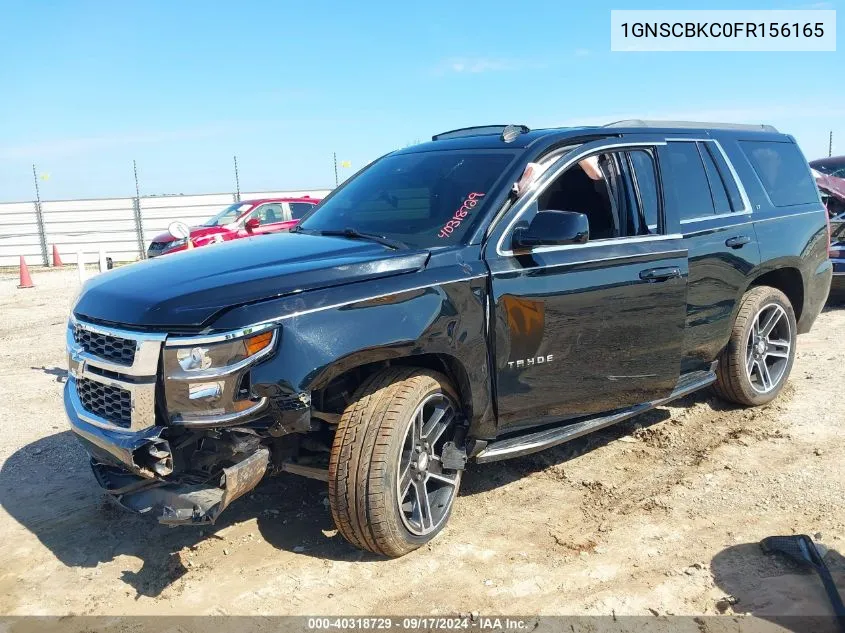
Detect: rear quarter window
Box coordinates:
(740, 140, 819, 207)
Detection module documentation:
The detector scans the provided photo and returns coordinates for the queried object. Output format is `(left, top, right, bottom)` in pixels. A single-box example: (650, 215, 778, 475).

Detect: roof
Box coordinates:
(392, 121, 787, 156)
(810, 156, 845, 168)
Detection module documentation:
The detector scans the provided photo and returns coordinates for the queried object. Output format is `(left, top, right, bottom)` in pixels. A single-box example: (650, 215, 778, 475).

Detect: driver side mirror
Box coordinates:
(245, 217, 261, 232)
(511, 210, 589, 250)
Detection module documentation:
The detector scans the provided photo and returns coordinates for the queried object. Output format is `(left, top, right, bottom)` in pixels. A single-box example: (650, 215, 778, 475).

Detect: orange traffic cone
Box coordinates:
(18, 256, 34, 289)
(51, 244, 64, 267)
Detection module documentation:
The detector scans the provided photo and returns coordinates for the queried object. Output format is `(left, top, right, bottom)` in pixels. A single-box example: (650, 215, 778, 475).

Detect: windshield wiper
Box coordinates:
(318, 227, 407, 250)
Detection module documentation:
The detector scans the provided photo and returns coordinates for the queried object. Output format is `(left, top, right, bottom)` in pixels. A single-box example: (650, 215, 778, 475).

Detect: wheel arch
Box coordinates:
(311, 350, 475, 422)
(745, 265, 805, 322)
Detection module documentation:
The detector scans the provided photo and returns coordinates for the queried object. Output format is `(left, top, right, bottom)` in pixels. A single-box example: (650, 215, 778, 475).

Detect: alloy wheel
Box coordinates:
(396, 393, 460, 536)
(745, 302, 792, 394)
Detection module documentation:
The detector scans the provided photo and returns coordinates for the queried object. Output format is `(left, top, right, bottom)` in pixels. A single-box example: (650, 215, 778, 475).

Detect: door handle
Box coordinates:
(639, 266, 681, 282)
(725, 235, 751, 249)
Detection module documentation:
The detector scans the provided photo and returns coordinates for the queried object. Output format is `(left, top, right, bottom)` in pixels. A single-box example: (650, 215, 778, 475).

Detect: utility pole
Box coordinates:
(31, 164, 48, 266)
(133, 159, 140, 199)
(132, 160, 146, 259)
(829, 131, 833, 158)
(333, 152, 339, 187)
(233, 155, 241, 201)
(32, 164, 42, 205)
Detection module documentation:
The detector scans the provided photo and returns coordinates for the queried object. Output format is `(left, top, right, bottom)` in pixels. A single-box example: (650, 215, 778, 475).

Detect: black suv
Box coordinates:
(65, 121, 831, 557)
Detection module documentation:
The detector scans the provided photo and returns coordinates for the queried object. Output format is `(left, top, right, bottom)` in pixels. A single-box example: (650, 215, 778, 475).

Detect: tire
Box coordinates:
(328, 367, 463, 557)
(713, 286, 797, 407)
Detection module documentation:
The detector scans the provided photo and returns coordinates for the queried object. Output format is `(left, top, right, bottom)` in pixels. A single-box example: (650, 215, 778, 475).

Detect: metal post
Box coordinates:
(132, 160, 146, 259)
(31, 164, 48, 266)
(233, 155, 241, 201)
(829, 131, 833, 158)
(333, 152, 339, 188)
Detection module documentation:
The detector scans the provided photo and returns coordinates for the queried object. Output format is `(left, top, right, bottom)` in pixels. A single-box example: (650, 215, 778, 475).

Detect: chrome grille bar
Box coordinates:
(67, 316, 165, 433)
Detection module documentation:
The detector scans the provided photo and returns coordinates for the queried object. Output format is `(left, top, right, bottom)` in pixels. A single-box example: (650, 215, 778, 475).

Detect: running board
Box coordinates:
(475, 368, 716, 464)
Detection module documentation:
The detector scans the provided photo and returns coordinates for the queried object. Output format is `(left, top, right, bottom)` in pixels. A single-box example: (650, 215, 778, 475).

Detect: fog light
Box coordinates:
(133, 439, 173, 478)
(232, 400, 257, 412)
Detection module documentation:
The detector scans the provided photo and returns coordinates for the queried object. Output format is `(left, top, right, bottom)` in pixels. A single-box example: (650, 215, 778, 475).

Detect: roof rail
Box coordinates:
(603, 119, 779, 133)
(432, 124, 530, 142)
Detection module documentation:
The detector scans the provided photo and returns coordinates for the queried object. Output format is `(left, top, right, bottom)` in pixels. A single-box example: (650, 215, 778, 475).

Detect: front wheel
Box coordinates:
(713, 286, 797, 406)
(328, 367, 463, 557)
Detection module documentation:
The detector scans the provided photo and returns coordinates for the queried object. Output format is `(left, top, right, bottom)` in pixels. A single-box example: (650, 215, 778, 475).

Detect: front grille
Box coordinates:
(74, 327, 137, 366)
(77, 378, 132, 428)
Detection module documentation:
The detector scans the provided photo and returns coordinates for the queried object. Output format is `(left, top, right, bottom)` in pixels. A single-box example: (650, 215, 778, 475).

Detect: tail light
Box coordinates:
(825, 210, 832, 258)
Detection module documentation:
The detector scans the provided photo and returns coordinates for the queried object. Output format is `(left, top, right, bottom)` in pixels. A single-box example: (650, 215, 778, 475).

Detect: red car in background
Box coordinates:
(810, 156, 845, 217)
(147, 196, 320, 257)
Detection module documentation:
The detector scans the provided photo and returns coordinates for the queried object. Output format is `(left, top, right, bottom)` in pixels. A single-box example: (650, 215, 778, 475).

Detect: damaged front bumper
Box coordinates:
(92, 448, 269, 525)
(64, 380, 269, 525)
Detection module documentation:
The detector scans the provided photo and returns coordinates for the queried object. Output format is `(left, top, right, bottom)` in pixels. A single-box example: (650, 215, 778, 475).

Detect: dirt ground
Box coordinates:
(0, 267, 843, 620)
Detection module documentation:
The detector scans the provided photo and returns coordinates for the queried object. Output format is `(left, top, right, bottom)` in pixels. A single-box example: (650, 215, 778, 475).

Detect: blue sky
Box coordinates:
(0, 0, 842, 201)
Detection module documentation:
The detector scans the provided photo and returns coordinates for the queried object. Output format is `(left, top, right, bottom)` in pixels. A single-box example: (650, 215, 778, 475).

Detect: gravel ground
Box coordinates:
(0, 267, 843, 622)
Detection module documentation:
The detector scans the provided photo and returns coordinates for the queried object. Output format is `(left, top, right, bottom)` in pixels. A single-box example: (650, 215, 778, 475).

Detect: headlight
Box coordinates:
(174, 331, 274, 373)
(163, 328, 277, 423)
(164, 238, 187, 251)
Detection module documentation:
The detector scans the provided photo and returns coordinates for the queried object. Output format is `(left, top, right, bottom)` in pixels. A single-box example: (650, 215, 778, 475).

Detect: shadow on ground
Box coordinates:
(460, 395, 704, 495)
(0, 389, 727, 598)
(30, 366, 68, 382)
(0, 431, 377, 599)
(711, 540, 845, 633)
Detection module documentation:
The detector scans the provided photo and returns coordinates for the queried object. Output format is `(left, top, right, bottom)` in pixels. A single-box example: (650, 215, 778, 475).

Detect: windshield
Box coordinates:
(202, 202, 253, 227)
(811, 161, 845, 178)
(298, 150, 515, 248)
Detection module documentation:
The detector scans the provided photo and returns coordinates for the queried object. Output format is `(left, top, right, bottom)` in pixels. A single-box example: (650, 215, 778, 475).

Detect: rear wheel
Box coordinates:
(713, 286, 797, 406)
(328, 367, 462, 557)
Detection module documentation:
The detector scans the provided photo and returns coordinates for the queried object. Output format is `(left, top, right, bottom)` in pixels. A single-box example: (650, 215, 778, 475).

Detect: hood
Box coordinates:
(74, 232, 429, 328)
(150, 225, 230, 244)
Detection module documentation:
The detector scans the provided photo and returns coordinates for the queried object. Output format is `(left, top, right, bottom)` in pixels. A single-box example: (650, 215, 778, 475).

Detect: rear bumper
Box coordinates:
(799, 258, 833, 333)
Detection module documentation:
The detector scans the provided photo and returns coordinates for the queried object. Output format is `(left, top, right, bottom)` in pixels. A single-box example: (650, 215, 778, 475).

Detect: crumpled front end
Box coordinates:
(90, 447, 269, 525)
(63, 316, 282, 525)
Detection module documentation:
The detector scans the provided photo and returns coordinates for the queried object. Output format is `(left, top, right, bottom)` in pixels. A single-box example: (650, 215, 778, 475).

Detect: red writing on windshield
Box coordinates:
(437, 192, 485, 239)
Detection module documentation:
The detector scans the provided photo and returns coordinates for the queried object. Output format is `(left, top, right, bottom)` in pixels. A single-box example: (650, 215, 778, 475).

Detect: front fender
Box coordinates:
(216, 271, 496, 439)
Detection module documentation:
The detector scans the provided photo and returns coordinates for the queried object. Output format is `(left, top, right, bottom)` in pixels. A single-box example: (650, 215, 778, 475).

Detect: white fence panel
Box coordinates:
(42, 198, 138, 264)
(0, 202, 40, 266)
(0, 188, 334, 267)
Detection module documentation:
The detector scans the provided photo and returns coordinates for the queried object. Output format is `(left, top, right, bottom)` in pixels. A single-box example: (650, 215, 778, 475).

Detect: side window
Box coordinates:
(740, 140, 819, 207)
(536, 149, 662, 240)
(698, 142, 731, 214)
(251, 203, 284, 223)
(537, 152, 618, 240)
(289, 202, 314, 220)
(628, 150, 660, 234)
(703, 142, 744, 211)
(661, 142, 715, 221)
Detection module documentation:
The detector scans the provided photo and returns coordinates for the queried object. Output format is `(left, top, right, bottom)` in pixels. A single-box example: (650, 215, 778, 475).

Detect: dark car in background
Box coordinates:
(811, 157, 845, 298)
(147, 196, 320, 257)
